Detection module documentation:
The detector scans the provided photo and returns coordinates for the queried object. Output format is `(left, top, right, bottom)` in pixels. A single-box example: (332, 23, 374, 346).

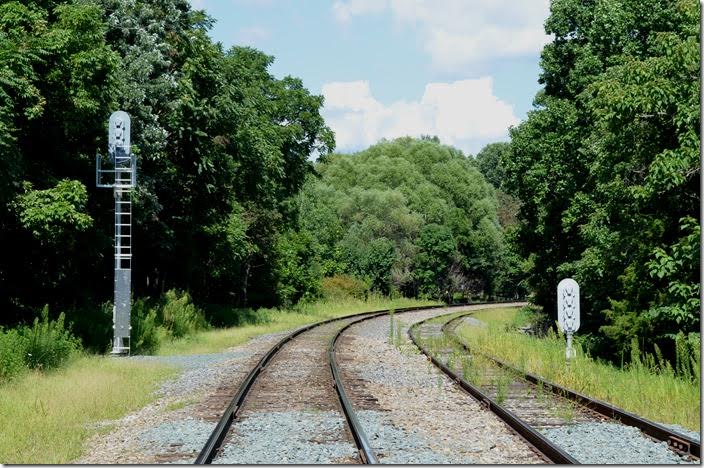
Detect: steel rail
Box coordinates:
(408, 315, 579, 465)
(442, 312, 701, 460)
(194, 303, 458, 464)
(327, 301, 520, 464)
(328, 316, 383, 463)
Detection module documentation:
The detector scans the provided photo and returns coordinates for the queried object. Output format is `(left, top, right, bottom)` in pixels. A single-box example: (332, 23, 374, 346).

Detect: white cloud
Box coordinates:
(332, 0, 551, 71)
(333, 0, 388, 22)
(322, 78, 518, 154)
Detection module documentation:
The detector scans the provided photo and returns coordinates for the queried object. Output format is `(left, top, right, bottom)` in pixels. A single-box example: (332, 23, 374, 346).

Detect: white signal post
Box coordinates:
(557, 278, 580, 360)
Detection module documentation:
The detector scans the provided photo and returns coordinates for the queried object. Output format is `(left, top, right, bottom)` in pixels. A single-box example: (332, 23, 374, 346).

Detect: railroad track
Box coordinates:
(408, 310, 700, 464)
(194, 304, 460, 464)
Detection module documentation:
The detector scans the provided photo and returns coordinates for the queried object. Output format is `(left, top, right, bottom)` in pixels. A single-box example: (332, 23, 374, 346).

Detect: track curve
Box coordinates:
(195, 304, 459, 464)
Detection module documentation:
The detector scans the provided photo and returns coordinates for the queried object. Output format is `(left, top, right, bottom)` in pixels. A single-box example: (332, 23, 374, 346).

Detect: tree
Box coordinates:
(474, 142, 510, 189)
(0, 0, 334, 339)
(0, 0, 119, 324)
(505, 0, 700, 359)
(300, 137, 510, 300)
(413, 224, 457, 298)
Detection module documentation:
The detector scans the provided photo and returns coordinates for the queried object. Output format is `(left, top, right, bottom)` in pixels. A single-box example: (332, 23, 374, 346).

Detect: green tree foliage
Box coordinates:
(0, 0, 333, 338)
(14, 180, 93, 243)
(0, 0, 118, 323)
(273, 229, 322, 306)
(474, 142, 509, 189)
(300, 137, 516, 300)
(504, 0, 700, 359)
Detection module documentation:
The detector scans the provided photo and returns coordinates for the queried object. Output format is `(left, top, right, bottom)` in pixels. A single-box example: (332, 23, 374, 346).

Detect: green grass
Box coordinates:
(158, 296, 437, 355)
(455, 307, 701, 431)
(0, 355, 176, 464)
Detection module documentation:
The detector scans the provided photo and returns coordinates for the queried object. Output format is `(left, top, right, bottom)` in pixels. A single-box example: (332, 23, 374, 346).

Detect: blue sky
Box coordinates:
(189, 0, 551, 155)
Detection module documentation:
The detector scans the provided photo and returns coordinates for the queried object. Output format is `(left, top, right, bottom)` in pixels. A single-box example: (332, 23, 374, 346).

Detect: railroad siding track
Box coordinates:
(410, 310, 699, 464)
(333, 305, 549, 465)
(443, 313, 701, 461)
(419, 320, 606, 431)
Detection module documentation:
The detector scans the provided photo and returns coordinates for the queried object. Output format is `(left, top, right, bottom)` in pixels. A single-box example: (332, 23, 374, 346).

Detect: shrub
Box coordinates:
(66, 302, 113, 353)
(204, 304, 263, 328)
(0, 328, 28, 381)
(131, 299, 164, 355)
(22, 306, 81, 370)
(321, 274, 369, 300)
(159, 290, 208, 339)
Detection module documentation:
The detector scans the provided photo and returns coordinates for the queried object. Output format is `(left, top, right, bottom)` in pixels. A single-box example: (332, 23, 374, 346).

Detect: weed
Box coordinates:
(131, 300, 163, 355)
(387, 310, 395, 345)
(455, 306, 700, 431)
(0, 328, 28, 381)
(461, 356, 474, 382)
(495, 374, 510, 405)
(159, 290, 208, 339)
(22, 307, 80, 371)
(553, 401, 576, 423)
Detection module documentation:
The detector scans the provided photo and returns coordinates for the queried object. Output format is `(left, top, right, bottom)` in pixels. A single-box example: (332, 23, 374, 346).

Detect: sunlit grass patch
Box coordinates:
(0, 355, 175, 464)
(158, 296, 438, 355)
(455, 307, 700, 431)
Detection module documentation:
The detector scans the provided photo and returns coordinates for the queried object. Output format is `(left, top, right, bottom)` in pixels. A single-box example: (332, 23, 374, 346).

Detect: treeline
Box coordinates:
(0, 0, 333, 348)
(480, 0, 700, 361)
(0, 0, 699, 368)
(294, 137, 525, 304)
(0, 0, 511, 356)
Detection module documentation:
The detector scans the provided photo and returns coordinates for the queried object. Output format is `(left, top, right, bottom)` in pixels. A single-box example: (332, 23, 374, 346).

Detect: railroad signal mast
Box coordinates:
(97, 111, 136, 355)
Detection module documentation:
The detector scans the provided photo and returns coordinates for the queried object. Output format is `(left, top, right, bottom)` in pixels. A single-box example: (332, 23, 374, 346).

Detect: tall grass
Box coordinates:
(158, 295, 437, 355)
(455, 307, 700, 430)
(131, 290, 209, 354)
(0, 356, 175, 464)
(0, 307, 81, 382)
(23, 307, 81, 370)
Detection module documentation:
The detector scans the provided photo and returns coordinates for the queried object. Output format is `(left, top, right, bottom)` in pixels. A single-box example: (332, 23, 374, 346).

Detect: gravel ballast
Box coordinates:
(214, 411, 357, 464)
(542, 422, 697, 464)
(75, 332, 287, 464)
(336, 304, 543, 464)
(356, 409, 476, 464)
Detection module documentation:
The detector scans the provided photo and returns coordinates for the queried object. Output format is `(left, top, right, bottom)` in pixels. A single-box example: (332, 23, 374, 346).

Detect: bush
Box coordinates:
(159, 290, 208, 339)
(204, 304, 267, 328)
(131, 299, 164, 355)
(321, 274, 369, 300)
(22, 306, 81, 370)
(66, 302, 112, 353)
(0, 328, 28, 381)
(128, 291, 210, 355)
